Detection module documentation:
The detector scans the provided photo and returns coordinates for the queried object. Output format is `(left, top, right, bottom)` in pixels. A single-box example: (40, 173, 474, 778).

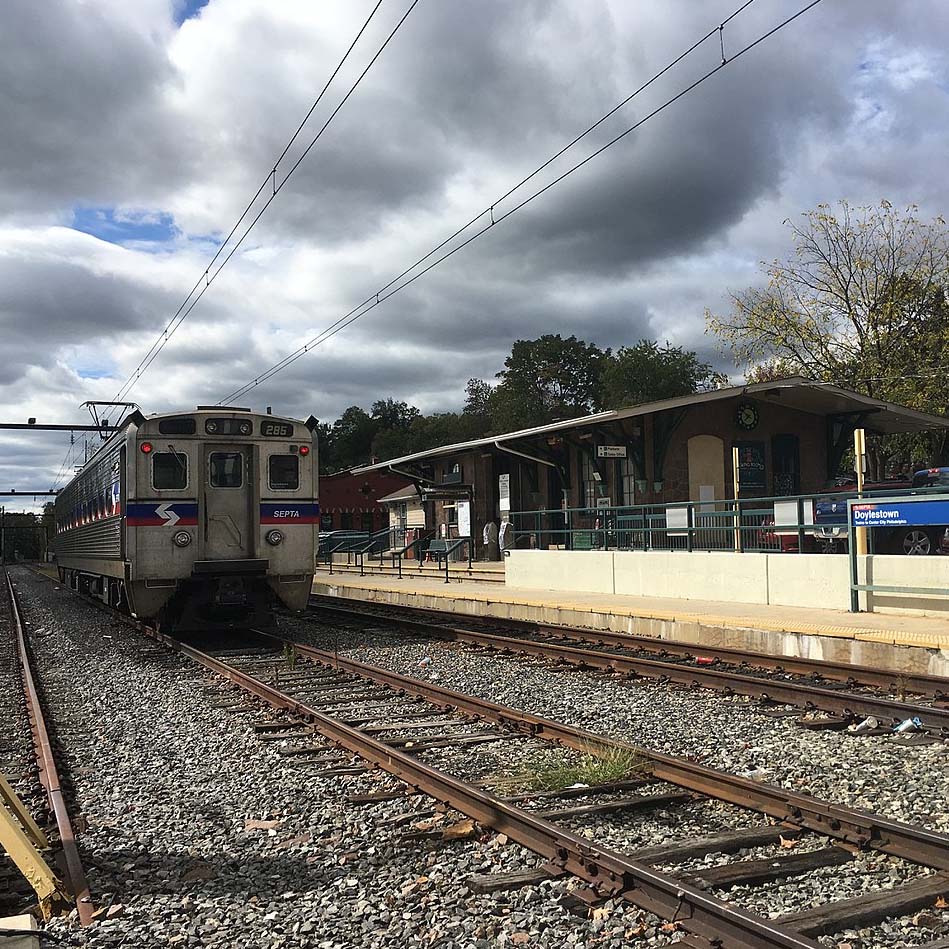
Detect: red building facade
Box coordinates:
(319, 468, 412, 533)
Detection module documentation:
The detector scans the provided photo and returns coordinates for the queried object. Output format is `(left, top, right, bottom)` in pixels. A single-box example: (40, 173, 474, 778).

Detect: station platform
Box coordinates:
(312, 568, 949, 677)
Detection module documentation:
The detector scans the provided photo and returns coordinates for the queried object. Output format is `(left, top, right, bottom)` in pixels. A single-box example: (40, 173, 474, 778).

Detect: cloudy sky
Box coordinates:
(2, 0, 948, 504)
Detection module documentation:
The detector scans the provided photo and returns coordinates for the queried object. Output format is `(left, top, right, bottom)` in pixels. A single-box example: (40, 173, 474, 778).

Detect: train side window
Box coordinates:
(153, 452, 188, 490)
(209, 452, 242, 488)
(269, 455, 299, 490)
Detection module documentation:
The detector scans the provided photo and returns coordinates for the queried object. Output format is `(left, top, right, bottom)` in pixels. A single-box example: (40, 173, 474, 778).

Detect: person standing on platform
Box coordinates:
(482, 520, 499, 560)
(498, 518, 513, 554)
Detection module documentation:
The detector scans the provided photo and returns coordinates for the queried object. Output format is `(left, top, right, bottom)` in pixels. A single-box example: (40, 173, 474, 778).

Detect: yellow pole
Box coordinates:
(732, 446, 741, 551)
(854, 428, 868, 556)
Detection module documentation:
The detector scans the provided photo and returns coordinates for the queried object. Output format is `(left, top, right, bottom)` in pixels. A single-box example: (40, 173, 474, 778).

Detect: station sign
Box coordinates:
(457, 499, 471, 537)
(851, 498, 949, 528)
(498, 473, 510, 513)
(596, 445, 626, 458)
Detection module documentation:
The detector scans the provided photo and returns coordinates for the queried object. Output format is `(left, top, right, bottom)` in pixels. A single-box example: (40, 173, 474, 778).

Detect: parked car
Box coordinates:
(762, 468, 949, 555)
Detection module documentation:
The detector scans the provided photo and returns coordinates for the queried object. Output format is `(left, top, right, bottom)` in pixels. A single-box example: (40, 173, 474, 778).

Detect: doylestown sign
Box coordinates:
(851, 499, 949, 528)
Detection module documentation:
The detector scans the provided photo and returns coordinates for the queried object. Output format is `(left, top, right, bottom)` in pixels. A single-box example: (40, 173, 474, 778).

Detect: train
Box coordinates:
(53, 406, 319, 629)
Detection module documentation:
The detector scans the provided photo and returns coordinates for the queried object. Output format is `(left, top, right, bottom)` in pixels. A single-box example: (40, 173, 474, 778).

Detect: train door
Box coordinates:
(202, 446, 254, 559)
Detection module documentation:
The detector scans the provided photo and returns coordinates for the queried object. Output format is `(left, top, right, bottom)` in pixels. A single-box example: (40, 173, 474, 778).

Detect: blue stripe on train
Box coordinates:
(260, 502, 320, 524)
(126, 502, 199, 527)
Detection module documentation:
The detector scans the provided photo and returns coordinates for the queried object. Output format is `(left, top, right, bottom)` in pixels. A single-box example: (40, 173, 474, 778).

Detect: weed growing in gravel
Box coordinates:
(490, 744, 647, 793)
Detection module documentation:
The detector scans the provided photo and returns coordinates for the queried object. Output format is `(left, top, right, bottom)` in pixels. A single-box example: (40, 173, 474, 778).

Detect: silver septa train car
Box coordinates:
(53, 407, 319, 629)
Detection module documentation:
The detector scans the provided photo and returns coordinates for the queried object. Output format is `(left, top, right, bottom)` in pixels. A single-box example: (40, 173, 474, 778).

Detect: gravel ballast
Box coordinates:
(8, 568, 698, 947)
(289, 613, 949, 834)
(9, 567, 949, 948)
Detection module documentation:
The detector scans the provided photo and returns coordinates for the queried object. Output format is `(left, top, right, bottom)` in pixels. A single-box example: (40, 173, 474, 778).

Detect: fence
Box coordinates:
(511, 484, 949, 555)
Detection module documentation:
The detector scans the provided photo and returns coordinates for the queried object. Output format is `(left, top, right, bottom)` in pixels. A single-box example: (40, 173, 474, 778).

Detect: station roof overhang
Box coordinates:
(353, 377, 949, 475)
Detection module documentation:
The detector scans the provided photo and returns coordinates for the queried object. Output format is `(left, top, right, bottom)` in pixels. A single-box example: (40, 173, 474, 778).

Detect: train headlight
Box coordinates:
(173, 530, 192, 547)
(266, 529, 284, 546)
(239, 421, 252, 435)
(205, 420, 218, 433)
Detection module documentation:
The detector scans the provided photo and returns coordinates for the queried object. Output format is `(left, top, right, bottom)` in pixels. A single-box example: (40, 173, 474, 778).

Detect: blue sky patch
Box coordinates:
(174, 0, 209, 26)
(76, 366, 112, 379)
(72, 206, 178, 246)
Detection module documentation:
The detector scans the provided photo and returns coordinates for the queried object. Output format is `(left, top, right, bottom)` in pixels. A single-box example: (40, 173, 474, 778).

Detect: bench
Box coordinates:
(572, 531, 596, 551)
(424, 539, 453, 562)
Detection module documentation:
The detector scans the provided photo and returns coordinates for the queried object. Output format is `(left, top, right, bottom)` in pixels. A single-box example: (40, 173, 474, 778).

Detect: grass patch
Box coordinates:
(490, 743, 648, 794)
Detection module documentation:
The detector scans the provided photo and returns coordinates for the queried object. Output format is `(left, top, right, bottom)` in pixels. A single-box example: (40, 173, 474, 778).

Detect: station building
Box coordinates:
(318, 468, 411, 534)
(353, 378, 949, 552)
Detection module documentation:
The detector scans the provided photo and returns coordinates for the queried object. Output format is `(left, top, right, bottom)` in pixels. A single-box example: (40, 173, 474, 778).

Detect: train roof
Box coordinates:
(57, 406, 317, 494)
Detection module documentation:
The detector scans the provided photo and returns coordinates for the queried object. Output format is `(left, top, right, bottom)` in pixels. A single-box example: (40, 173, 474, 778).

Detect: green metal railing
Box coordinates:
(511, 484, 949, 555)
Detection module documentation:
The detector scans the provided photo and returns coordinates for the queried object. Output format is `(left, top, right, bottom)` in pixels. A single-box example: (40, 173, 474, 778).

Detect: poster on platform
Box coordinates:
(498, 473, 511, 513)
(734, 441, 766, 489)
(457, 499, 471, 537)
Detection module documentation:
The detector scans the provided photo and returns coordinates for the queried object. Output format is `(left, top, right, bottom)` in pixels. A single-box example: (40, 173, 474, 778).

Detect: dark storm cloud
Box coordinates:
(0, 247, 164, 381)
(0, 1, 195, 218)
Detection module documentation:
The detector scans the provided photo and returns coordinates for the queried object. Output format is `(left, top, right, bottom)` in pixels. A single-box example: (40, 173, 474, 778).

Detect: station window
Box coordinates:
(619, 456, 636, 507)
(209, 452, 242, 488)
(153, 452, 188, 490)
(321, 513, 334, 530)
(269, 455, 299, 490)
(580, 451, 597, 508)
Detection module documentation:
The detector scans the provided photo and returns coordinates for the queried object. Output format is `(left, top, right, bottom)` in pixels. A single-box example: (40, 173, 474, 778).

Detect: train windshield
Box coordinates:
(209, 452, 243, 488)
(269, 455, 299, 490)
(153, 452, 188, 490)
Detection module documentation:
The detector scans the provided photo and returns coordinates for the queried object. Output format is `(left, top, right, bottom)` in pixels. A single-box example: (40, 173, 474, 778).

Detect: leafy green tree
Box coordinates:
(331, 406, 377, 470)
(463, 378, 493, 423)
(708, 201, 949, 474)
(491, 334, 609, 430)
(371, 398, 420, 431)
(315, 421, 337, 474)
(600, 340, 721, 408)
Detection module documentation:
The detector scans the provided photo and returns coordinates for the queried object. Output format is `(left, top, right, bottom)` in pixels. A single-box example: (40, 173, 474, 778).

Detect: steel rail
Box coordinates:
(311, 594, 949, 698)
(145, 625, 821, 949)
(5, 572, 94, 924)
(308, 602, 949, 735)
(275, 635, 949, 872)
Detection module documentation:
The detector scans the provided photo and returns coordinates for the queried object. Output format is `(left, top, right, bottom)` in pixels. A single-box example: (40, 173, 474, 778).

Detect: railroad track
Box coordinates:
(133, 622, 949, 949)
(2, 570, 94, 924)
(307, 598, 949, 738)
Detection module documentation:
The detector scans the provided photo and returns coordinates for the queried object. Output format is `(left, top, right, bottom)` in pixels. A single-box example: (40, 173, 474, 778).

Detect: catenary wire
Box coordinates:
(115, 0, 419, 402)
(220, 0, 823, 405)
(111, 0, 384, 405)
(218, 0, 759, 403)
(108, 0, 407, 406)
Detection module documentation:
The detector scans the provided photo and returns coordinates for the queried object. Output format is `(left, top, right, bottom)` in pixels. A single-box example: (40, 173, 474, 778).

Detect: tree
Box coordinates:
(331, 406, 377, 470)
(370, 398, 420, 431)
(463, 378, 493, 420)
(708, 201, 949, 474)
(491, 334, 609, 430)
(315, 421, 337, 474)
(369, 399, 422, 461)
(600, 340, 722, 408)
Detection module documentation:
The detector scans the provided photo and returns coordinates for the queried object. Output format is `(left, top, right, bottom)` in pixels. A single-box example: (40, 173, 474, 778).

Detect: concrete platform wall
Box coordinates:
(506, 550, 949, 616)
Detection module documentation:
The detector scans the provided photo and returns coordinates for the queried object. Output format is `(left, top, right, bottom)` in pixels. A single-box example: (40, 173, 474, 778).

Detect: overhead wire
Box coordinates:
(219, 0, 824, 406)
(109, 0, 418, 406)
